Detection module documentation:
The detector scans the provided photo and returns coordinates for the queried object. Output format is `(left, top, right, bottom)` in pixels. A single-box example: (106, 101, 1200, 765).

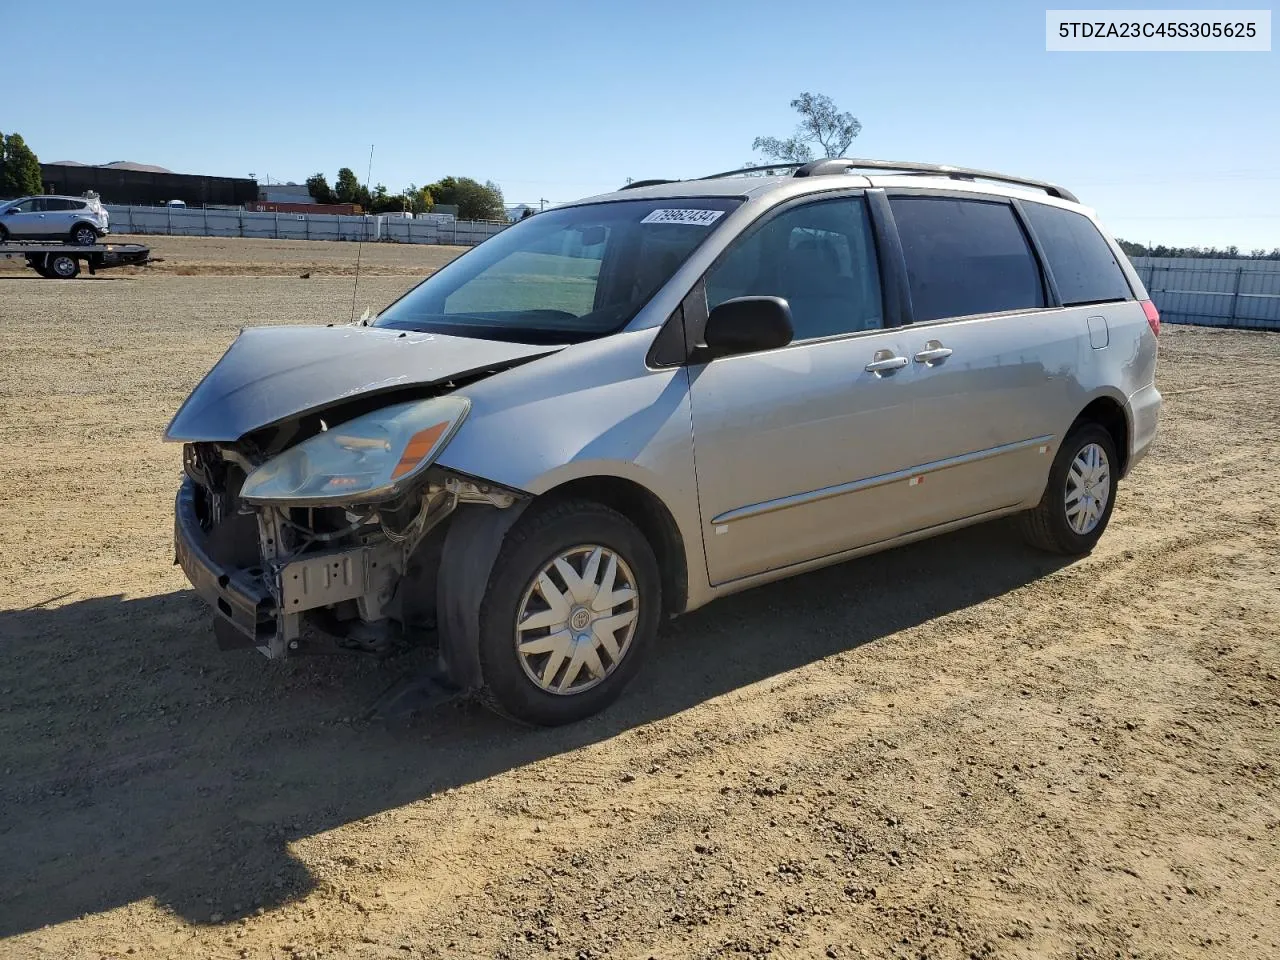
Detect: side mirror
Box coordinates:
(700, 296, 794, 359)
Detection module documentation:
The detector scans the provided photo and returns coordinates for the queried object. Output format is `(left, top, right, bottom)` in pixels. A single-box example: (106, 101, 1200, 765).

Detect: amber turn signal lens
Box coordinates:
(390, 421, 450, 480)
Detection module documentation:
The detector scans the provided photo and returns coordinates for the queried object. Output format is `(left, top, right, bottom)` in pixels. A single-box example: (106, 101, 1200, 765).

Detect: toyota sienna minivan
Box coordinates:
(167, 157, 1162, 724)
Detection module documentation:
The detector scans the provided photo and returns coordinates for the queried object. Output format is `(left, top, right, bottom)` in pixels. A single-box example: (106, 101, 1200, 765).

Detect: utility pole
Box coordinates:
(539, 198, 547, 212)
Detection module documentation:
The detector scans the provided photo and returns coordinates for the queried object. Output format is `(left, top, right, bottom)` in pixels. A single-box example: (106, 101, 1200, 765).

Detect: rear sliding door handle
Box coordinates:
(865, 352, 909, 374)
(913, 341, 953, 365)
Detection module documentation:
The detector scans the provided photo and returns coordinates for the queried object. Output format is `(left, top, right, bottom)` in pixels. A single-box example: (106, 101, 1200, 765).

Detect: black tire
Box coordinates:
(44, 254, 81, 279)
(0, 224, 8, 242)
(68, 223, 99, 247)
(476, 498, 661, 726)
(1018, 423, 1118, 555)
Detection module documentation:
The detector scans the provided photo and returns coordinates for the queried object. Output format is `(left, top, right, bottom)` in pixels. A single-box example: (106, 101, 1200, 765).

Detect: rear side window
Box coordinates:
(1021, 202, 1132, 306)
(889, 196, 1045, 322)
(43, 198, 74, 211)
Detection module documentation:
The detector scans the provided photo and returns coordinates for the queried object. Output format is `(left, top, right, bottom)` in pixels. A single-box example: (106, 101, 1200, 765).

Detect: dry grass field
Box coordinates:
(1, 236, 1278, 960)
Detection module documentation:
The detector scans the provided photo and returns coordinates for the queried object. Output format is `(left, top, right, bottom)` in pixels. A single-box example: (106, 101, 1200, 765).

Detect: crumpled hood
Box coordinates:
(165, 325, 561, 442)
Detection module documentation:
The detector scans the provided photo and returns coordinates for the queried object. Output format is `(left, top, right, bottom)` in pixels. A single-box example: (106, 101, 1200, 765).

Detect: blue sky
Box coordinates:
(8, 0, 1277, 248)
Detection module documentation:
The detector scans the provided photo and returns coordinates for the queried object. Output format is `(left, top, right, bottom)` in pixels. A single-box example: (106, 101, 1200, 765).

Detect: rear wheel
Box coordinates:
(0, 224, 8, 242)
(45, 253, 81, 279)
(68, 223, 98, 246)
(1018, 423, 1118, 554)
(476, 499, 661, 725)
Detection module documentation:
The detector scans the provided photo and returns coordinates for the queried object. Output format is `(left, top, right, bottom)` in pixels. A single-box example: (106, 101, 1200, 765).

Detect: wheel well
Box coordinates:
(1071, 397, 1129, 476)
(540, 476, 688, 618)
(70, 220, 97, 235)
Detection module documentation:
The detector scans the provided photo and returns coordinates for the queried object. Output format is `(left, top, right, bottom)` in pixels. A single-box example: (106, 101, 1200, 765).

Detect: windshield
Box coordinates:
(374, 197, 742, 343)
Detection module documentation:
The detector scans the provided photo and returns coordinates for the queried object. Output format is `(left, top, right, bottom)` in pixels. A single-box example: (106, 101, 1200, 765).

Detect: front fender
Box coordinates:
(435, 330, 711, 609)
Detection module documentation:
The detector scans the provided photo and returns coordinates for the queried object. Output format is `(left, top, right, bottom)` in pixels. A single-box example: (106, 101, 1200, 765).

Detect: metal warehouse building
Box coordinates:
(39, 162, 257, 207)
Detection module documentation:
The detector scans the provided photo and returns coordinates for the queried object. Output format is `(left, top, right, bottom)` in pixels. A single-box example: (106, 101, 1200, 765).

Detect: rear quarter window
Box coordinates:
(1021, 202, 1132, 306)
(889, 196, 1045, 322)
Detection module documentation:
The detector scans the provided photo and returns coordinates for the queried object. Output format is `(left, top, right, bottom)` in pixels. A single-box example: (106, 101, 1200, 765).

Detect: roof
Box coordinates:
(575, 175, 811, 205)
(43, 160, 175, 174)
(569, 158, 1083, 211)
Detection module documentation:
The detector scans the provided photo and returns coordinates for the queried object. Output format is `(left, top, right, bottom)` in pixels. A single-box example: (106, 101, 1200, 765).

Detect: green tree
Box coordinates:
(424, 176, 506, 221)
(0, 132, 42, 198)
(370, 183, 414, 214)
(334, 167, 363, 206)
(305, 173, 335, 204)
(1117, 239, 1280, 260)
(401, 183, 434, 215)
(752, 92, 861, 166)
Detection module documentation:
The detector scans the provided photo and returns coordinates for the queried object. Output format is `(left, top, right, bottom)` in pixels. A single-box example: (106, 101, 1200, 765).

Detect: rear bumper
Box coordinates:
(174, 481, 276, 645)
(1126, 382, 1162, 473)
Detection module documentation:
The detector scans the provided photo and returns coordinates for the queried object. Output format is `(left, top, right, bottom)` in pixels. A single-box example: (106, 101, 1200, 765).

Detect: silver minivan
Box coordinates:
(167, 158, 1162, 724)
(0, 195, 109, 245)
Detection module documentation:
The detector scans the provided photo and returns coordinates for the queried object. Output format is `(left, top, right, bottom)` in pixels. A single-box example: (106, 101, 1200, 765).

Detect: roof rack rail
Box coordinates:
(697, 162, 807, 180)
(618, 178, 679, 191)
(791, 158, 1079, 203)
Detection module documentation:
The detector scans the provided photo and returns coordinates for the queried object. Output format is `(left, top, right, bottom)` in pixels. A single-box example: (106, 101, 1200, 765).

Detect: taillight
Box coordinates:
(1140, 300, 1160, 336)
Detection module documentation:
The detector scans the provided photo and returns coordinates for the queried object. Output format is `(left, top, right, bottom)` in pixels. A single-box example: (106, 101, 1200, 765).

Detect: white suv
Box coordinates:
(0, 195, 109, 245)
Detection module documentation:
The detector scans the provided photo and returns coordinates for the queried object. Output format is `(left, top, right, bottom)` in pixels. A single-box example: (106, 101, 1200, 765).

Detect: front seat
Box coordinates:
(780, 239, 858, 338)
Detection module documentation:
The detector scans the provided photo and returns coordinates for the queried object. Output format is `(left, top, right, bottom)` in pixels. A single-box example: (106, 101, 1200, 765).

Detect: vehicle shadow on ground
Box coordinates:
(0, 520, 1069, 936)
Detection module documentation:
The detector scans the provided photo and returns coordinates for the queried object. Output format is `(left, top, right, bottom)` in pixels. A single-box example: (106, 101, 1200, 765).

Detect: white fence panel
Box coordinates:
(382, 219, 408, 243)
(241, 212, 276, 239)
(1131, 256, 1280, 331)
(102, 205, 507, 247)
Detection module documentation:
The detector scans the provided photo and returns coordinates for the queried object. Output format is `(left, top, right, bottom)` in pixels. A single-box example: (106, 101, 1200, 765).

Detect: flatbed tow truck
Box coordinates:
(0, 240, 158, 279)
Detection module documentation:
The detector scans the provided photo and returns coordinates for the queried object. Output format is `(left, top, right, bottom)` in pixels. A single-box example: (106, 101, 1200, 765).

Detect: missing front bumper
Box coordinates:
(174, 480, 403, 658)
(175, 482, 275, 645)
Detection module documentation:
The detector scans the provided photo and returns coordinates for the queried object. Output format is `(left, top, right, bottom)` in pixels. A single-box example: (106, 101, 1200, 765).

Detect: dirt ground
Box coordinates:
(1, 238, 1278, 960)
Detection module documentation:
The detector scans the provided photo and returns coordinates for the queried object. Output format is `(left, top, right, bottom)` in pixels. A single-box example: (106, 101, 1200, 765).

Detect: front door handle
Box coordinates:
(865, 351, 909, 374)
(913, 340, 953, 365)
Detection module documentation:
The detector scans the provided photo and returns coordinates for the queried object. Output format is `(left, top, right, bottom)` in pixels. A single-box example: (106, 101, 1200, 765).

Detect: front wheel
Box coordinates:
(1018, 423, 1118, 555)
(476, 499, 661, 725)
(68, 223, 98, 246)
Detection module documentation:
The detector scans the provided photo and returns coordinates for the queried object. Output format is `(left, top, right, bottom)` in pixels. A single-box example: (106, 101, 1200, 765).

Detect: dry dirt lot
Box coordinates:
(1, 238, 1278, 960)
(1, 234, 465, 279)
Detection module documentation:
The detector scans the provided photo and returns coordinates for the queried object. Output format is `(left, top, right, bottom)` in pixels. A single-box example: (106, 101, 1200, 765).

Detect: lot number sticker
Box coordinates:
(641, 208, 725, 226)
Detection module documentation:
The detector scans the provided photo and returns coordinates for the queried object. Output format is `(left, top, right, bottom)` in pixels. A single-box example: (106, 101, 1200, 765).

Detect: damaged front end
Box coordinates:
(175, 428, 519, 659)
(167, 324, 554, 660)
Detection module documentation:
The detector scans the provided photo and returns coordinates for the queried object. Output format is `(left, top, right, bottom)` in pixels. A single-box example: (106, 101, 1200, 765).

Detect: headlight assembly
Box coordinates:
(240, 396, 470, 505)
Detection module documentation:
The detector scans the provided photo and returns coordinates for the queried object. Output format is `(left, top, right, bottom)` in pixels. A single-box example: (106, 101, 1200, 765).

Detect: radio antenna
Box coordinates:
(349, 143, 375, 324)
